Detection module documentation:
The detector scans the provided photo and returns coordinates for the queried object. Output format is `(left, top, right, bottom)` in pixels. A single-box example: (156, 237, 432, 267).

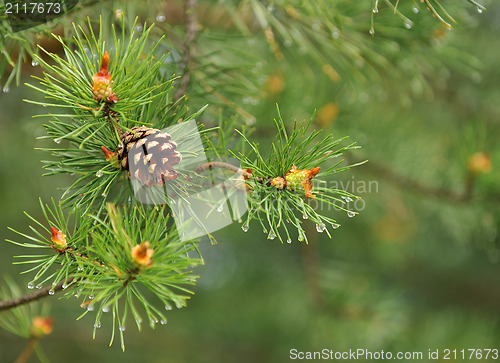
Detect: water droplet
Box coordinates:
(117, 143, 124, 149)
(160, 319, 167, 325)
(48, 289, 55, 295)
(77, 266, 83, 271)
(347, 211, 356, 218)
(94, 321, 101, 328)
(405, 21, 413, 29)
(369, 29, 374, 35)
(298, 234, 305, 242)
(87, 304, 95, 311)
(156, 15, 166, 22)
(28, 282, 35, 289)
(89, 294, 94, 300)
(268, 231, 276, 240)
(36, 284, 42, 289)
(477, 8, 483, 14)
(96, 170, 103, 177)
(101, 192, 107, 197)
(332, 223, 340, 229)
(2, 87, 10, 93)
(74, 289, 81, 298)
(241, 223, 249, 232)
(119, 325, 126, 331)
(342, 196, 353, 202)
(62, 283, 68, 289)
(412, 7, 419, 13)
(316, 223, 326, 233)
(286, 238, 292, 244)
(134, 25, 143, 32)
(102, 306, 110, 313)
(31, 60, 39, 67)
(372, 8, 379, 13)
(54, 138, 61, 144)
(302, 214, 308, 220)
(165, 305, 172, 311)
(175, 302, 184, 309)
(332, 31, 339, 39)
(216, 204, 224, 213)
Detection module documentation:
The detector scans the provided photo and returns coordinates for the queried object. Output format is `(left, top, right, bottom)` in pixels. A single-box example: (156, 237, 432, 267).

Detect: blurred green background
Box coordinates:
(1, 1, 500, 362)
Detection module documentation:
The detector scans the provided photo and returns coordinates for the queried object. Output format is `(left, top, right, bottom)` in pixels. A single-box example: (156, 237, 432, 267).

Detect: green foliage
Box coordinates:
(2, 15, 366, 349)
(7, 199, 91, 288)
(233, 108, 364, 243)
(7, 199, 202, 350)
(73, 203, 201, 350)
(27, 19, 204, 213)
(1, 0, 490, 357)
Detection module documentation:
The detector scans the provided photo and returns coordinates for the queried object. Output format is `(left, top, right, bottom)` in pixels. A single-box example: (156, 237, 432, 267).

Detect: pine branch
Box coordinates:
(0, 278, 74, 312)
(194, 161, 252, 178)
(14, 338, 38, 363)
(173, 0, 198, 103)
(348, 154, 494, 204)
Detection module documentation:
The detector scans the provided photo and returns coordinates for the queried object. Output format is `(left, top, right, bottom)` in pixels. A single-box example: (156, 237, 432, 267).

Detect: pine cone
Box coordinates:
(118, 126, 182, 186)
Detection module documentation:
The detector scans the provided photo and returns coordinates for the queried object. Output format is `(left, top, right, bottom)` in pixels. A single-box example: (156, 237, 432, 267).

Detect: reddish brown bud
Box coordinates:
(91, 51, 118, 103)
(51, 227, 67, 251)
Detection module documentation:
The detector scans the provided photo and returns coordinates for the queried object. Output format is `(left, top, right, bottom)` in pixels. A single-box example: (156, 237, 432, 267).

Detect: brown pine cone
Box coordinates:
(118, 126, 182, 186)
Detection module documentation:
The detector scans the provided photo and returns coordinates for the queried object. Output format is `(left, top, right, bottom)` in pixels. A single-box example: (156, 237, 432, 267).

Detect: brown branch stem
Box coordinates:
(301, 221, 325, 311)
(14, 338, 38, 363)
(194, 161, 252, 179)
(173, 0, 198, 103)
(0, 277, 75, 312)
(348, 155, 474, 203)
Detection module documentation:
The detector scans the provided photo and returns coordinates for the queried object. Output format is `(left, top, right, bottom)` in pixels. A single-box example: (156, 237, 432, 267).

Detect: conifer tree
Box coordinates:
(0, 0, 492, 361)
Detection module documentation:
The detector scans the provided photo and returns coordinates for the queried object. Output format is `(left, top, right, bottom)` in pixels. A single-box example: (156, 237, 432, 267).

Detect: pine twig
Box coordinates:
(173, 0, 198, 103)
(194, 161, 252, 178)
(349, 155, 472, 203)
(0, 278, 75, 312)
(14, 338, 38, 363)
(301, 221, 326, 311)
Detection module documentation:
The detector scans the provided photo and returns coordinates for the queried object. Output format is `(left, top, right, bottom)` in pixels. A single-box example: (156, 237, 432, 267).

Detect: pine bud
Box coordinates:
(51, 227, 67, 251)
(101, 146, 119, 168)
(31, 317, 53, 338)
(467, 152, 492, 175)
(131, 241, 154, 268)
(92, 51, 118, 103)
(285, 165, 321, 198)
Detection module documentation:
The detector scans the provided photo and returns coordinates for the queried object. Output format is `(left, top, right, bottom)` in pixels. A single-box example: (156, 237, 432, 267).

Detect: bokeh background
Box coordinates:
(1, 0, 500, 362)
